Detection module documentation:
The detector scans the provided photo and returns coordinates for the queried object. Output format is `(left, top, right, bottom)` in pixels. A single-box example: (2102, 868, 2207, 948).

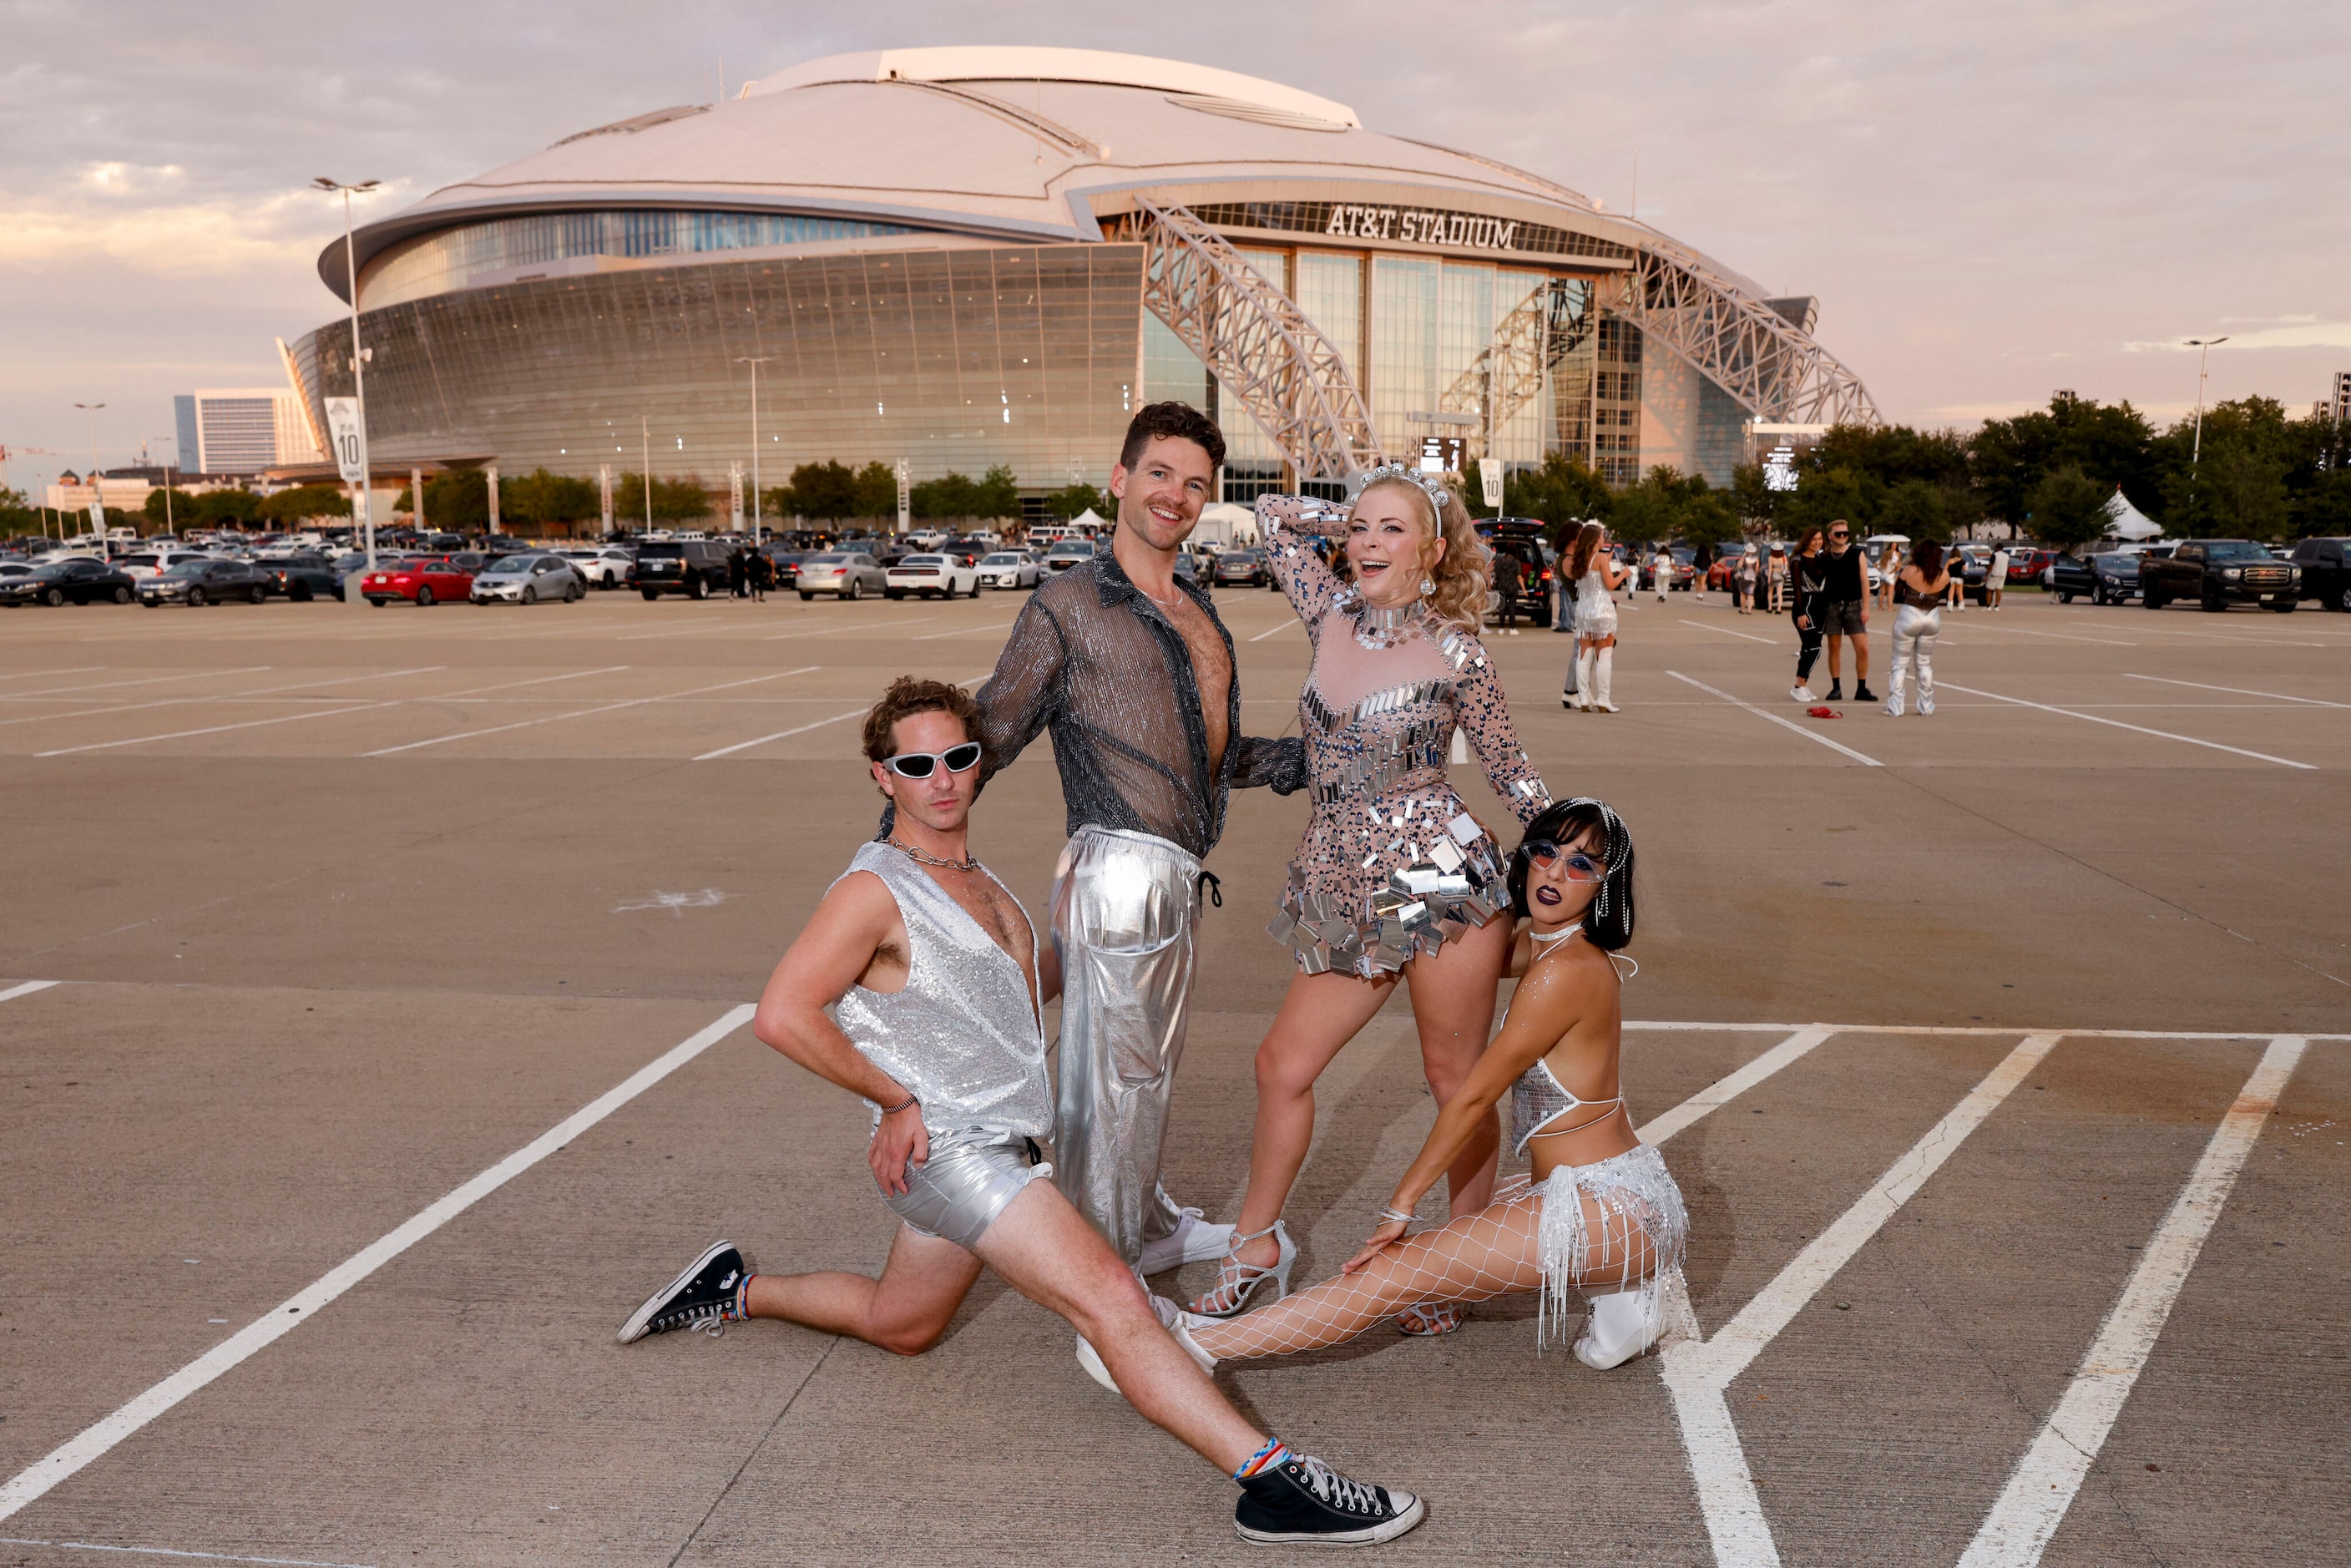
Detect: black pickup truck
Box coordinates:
(2288, 537, 2351, 612)
(2137, 539, 2301, 613)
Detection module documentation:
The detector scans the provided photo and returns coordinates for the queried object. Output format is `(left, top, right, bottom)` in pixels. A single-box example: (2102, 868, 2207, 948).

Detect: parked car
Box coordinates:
(2287, 536, 2351, 613)
(796, 551, 889, 600)
(2137, 539, 2300, 612)
(361, 557, 474, 607)
(760, 547, 811, 588)
(977, 550, 1039, 590)
(1042, 539, 1097, 575)
(114, 548, 217, 582)
(2009, 548, 2059, 584)
(886, 553, 981, 599)
(629, 540, 730, 599)
(136, 558, 271, 607)
(471, 553, 584, 604)
(258, 555, 341, 602)
(4, 559, 140, 606)
(557, 547, 634, 588)
(1482, 523, 1553, 625)
(1213, 548, 1270, 587)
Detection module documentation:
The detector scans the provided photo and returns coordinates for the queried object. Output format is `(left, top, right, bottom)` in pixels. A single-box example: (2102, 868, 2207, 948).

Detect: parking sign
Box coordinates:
(323, 397, 367, 483)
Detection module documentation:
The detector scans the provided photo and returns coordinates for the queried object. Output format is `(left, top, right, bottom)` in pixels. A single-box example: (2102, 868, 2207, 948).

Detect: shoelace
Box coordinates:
(1293, 1457, 1382, 1515)
(655, 1301, 729, 1338)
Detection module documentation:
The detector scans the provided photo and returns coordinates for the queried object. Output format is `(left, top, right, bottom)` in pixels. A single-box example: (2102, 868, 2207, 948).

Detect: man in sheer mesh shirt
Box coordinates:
(967, 402, 1307, 1282)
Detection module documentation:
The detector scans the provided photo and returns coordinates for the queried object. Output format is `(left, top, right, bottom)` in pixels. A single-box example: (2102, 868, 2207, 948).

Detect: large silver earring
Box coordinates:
(1419, 573, 1436, 599)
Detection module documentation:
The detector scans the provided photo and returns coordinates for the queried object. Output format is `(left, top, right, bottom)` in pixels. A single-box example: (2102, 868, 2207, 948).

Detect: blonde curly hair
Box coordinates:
(1355, 471, 1492, 635)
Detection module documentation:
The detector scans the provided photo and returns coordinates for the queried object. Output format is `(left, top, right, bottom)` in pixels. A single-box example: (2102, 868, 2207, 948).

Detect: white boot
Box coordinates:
(1574, 1283, 1662, 1369)
(1593, 648, 1617, 712)
(1573, 647, 1595, 710)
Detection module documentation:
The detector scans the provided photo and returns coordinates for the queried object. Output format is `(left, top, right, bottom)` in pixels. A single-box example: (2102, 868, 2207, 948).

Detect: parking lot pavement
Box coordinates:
(1, 587, 2346, 1563)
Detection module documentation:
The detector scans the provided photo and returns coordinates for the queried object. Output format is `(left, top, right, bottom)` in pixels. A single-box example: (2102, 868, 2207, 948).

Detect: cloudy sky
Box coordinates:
(4, 0, 2344, 490)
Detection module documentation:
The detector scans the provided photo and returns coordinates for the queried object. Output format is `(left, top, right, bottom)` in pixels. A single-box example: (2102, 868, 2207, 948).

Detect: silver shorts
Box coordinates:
(877, 1130, 1053, 1252)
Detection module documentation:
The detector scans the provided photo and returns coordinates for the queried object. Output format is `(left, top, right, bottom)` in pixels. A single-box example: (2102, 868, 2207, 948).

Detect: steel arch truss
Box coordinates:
(1614, 240, 1880, 426)
(1440, 278, 1593, 448)
(1112, 199, 1385, 480)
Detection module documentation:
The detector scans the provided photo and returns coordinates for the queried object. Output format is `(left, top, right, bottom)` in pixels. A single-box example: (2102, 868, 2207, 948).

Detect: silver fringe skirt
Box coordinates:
(1533, 1143, 1689, 1349)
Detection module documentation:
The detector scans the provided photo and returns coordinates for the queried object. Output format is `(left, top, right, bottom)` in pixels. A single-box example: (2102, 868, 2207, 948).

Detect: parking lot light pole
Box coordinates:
(736, 357, 772, 544)
(72, 402, 105, 555)
(316, 178, 382, 590)
(2185, 336, 2228, 468)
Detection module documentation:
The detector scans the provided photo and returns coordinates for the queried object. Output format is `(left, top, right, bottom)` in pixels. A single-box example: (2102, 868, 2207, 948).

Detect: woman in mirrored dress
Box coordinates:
(1191, 471, 1552, 1334)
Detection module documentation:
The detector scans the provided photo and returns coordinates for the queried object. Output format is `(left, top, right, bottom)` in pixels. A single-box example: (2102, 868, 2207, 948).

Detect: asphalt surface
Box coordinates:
(0, 580, 2343, 1566)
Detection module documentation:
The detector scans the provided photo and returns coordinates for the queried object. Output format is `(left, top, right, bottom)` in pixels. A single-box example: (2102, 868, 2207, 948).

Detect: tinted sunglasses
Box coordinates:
(1519, 840, 1610, 882)
(882, 741, 983, 779)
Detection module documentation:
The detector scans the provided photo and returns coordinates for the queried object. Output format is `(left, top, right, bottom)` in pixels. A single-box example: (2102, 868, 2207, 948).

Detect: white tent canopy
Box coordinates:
(2100, 488, 2162, 542)
(1192, 502, 1257, 546)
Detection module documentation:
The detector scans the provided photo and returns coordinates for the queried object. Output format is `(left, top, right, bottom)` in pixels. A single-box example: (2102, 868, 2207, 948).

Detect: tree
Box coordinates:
(503, 469, 599, 526)
(1876, 478, 1966, 543)
(142, 487, 199, 527)
(1502, 452, 1610, 544)
(973, 463, 1020, 519)
(1045, 481, 1109, 520)
(192, 488, 261, 527)
(910, 472, 978, 519)
(851, 461, 898, 519)
(258, 484, 350, 524)
(2199, 442, 2291, 539)
(778, 460, 857, 519)
(2025, 464, 2111, 551)
(613, 472, 710, 524)
(1972, 396, 2158, 526)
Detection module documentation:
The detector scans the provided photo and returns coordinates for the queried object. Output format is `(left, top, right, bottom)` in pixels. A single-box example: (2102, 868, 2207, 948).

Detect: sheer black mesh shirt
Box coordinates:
(970, 547, 1306, 859)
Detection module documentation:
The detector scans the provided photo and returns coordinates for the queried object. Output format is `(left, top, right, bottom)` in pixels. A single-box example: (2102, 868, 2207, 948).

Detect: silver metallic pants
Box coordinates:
(1050, 825, 1204, 1266)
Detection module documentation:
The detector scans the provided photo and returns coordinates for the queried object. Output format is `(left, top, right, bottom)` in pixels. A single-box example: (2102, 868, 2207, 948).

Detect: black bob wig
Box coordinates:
(1505, 798, 1636, 951)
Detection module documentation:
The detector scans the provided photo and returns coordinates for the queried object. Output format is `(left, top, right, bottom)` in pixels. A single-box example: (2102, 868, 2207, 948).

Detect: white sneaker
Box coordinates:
(1076, 1295, 1220, 1393)
(1136, 1208, 1233, 1275)
(1790, 685, 1814, 704)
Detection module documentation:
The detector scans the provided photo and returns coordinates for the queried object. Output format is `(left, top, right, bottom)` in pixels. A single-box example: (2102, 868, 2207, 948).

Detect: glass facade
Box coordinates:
(361, 210, 923, 310)
(299, 243, 1144, 492)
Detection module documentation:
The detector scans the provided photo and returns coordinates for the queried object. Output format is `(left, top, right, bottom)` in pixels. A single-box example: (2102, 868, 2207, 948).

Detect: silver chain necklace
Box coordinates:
(888, 837, 982, 873)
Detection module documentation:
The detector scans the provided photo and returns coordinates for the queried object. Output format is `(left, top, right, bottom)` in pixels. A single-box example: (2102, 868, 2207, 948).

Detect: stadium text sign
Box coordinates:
(1325, 204, 1519, 251)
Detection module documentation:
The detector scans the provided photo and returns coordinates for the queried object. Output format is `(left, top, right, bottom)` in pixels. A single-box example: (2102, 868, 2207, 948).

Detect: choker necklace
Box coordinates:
(1528, 924, 1578, 948)
(1352, 599, 1423, 650)
(889, 837, 982, 873)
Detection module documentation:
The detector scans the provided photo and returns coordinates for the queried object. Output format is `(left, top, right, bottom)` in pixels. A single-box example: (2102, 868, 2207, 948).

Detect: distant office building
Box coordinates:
(174, 389, 323, 475)
(291, 47, 1874, 503)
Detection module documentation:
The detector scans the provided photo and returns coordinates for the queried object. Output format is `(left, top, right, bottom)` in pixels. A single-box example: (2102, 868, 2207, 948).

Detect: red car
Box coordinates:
(2008, 548, 2057, 584)
(361, 556, 475, 607)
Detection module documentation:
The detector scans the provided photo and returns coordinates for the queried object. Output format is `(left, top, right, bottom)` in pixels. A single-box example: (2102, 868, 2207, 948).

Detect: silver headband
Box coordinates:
(1348, 462, 1453, 514)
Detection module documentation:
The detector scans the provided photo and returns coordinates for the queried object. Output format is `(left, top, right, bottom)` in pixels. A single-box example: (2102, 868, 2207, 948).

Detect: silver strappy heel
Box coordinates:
(1188, 1221, 1297, 1318)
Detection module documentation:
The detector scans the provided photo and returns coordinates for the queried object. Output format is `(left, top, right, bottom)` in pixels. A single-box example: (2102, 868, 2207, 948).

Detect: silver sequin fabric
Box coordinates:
(829, 842, 1054, 1140)
(1255, 493, 1553, 977)
(1533, 1144, 1689, 1349)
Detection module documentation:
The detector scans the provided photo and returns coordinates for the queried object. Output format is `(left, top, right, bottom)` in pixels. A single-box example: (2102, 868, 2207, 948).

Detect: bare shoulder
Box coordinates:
(1509, 934, 1619, 1019)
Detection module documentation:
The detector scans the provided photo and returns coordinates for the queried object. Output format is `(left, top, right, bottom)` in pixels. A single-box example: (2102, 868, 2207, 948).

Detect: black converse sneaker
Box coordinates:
(616, 1241, 747, 1343)
(1236, 1454, 1425, 1545)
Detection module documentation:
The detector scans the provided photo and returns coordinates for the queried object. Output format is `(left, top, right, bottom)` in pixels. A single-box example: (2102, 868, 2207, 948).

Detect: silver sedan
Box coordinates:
(796, 551, 889, 600)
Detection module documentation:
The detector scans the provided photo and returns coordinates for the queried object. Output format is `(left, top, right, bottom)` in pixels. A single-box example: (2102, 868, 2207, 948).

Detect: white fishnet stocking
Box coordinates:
(1191, 1174, 1660, 1362)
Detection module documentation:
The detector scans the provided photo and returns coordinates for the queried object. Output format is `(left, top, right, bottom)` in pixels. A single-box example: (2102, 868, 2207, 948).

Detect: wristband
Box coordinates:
(880, 1094, 918, 1115)
(1376, 1205, 1416, 1227)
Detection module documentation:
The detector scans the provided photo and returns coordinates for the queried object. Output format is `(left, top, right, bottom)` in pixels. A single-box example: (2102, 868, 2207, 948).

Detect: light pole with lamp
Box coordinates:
(72, 402, 106, 554)
(316, 177, 381, 594)
(2186, 336, 2228, 468)
(736, 356, 772, 544)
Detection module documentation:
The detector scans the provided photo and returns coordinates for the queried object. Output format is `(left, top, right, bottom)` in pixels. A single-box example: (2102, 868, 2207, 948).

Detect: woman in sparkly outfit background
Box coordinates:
(1191, 470, 1553, 1334)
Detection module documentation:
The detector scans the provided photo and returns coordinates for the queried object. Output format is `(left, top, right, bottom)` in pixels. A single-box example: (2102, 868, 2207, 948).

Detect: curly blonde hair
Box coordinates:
(1356, 471, 1491, 635)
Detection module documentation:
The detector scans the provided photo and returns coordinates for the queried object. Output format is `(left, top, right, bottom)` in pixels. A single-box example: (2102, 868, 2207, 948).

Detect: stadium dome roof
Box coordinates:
(321, 46, 1671, 301)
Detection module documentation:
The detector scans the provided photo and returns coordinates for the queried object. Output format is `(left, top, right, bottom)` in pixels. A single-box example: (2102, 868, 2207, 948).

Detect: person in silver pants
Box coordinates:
(1053, 825, 1208, 1266)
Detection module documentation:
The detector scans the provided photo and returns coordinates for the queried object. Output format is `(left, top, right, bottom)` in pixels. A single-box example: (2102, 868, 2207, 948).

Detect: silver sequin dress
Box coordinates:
(1255, 493, 1553, 977)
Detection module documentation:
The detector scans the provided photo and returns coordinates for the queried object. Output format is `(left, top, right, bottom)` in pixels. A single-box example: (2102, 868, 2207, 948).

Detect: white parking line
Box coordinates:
(2122, 672, 2351, 710)
(35, 703, 400, 757)
(912, 619, 1016, 641)
(361, 668, 817, 756)
(1940, 681, 2316, 769)
(1, 668, 271, 700)
(436, 665, 631, 698)
(0, 667, 437, 731)
(1959, 1036, 2306, 1568)
(0, 665, 104, 682)
(694, 708, 865, 760)
(0, 1004, 757, 1525)
(1248, 616, 1301, 643)
(1638, 1026, 1834, 1145)
(0, 1537, 375, 1568)
(1936, 621, 2136, 647)
(0, 980, 61, 1004)
(614, 621, 754, 642)
(762, 616, 916, 640)
(1666, 671, 1883, 766)
(1662, 1033, 2060, 1568)
(1678, 619, 1780, 645)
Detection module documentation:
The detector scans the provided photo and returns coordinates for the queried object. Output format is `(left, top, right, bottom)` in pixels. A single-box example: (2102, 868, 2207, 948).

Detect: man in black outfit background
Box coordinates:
(1818, 521, 1877, 704)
